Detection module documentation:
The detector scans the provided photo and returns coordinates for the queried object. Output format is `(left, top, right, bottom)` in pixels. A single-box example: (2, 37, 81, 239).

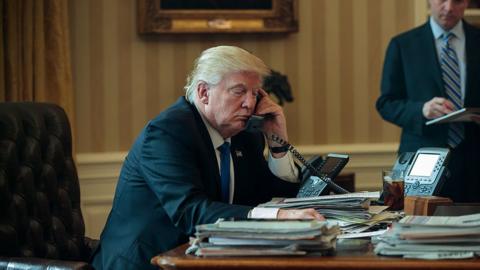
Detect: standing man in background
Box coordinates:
(92, 45, 323, 270)
(377, 0, 480, 202)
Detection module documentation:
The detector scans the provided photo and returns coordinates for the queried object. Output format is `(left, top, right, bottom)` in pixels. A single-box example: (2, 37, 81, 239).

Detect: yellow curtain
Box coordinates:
(0, 0, 75, 137)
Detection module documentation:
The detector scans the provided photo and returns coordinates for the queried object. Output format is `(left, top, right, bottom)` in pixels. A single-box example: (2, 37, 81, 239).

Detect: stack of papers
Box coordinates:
(335, 206, 401, 237)
(374, 213, 480, 259)
(187, 219, 340, 257)
(259, 192, 380, 220)
(258, 191, 397, 238)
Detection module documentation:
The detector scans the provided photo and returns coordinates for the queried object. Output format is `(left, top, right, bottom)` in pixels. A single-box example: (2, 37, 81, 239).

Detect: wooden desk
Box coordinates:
(151, 240, 480, 270)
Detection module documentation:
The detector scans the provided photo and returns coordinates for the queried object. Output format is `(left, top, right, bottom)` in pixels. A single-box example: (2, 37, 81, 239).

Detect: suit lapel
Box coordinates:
(464, 22, 480, 105)
(189, 102, 223, 198)
(419, 23, 445, 96)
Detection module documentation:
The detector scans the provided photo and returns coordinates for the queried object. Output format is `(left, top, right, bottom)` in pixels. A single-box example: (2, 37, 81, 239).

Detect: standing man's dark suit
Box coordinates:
(91, 97, 298, 269)
(376, 19, 480, 202)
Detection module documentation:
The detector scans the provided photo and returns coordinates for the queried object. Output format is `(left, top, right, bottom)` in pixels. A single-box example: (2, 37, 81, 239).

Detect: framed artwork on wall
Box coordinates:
(137, 0, 298, 34)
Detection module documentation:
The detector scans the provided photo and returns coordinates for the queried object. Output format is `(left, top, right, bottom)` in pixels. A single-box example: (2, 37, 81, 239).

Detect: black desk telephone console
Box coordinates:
(392, 147, 450, 196)
(296, 154, 350, 197)
(245, 115, 349, 197)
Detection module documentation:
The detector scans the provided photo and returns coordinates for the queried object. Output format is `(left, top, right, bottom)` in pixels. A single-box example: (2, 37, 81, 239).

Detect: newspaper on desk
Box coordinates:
(259, 192, 380, 219)
(187, 219, 341, 257)
(259, 191, 400, 238)
(374, 213, 480, 259)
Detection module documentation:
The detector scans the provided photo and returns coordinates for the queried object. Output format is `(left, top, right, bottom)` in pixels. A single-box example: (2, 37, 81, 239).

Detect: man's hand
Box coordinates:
(254, 89, 288, 138)
(422, 97, 454, 119)
(277, 208, 325, 220)
(254, 89, 289, 158)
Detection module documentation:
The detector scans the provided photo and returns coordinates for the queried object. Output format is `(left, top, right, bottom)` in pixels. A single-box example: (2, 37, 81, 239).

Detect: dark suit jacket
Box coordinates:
(92, 97, 298, 269)
(376, 20, 480, 202)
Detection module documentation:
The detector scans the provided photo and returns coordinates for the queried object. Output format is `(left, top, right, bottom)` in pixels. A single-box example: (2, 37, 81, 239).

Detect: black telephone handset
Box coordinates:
(244, 95, 275, 133)
(244, 114, 270, 133)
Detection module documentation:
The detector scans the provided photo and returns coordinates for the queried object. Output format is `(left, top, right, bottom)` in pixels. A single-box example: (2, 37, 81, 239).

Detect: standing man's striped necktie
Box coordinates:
(440, 32, 464, 148)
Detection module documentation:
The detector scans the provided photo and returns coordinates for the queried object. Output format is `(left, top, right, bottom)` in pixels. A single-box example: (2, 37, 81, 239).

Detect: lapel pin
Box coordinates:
(235, 150, 243, 157)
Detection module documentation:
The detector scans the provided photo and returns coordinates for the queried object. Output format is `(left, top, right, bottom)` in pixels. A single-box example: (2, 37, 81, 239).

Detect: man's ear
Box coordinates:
(197, 81, 209, 104)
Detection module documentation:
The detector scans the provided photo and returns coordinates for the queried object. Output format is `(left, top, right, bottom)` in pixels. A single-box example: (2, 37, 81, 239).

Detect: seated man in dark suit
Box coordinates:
(92, 45, 323, 270)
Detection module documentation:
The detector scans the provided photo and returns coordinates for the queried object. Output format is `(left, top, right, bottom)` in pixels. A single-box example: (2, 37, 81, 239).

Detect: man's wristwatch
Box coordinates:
(269, 144, 290, 153)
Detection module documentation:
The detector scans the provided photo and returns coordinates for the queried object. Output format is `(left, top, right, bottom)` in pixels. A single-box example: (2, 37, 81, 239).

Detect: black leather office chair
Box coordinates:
(0, 102, 97, 270)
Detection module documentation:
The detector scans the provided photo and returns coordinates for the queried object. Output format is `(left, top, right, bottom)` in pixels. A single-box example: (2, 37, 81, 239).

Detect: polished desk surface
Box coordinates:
(151, 239, 480, 270)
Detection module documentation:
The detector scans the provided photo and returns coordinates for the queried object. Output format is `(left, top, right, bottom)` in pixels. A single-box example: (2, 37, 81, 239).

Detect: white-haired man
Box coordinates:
(92, 46, 323, 270)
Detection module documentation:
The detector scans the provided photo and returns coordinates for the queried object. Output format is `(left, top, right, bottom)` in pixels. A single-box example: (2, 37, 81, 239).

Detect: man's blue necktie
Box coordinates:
(440, 32, 464, 148)
(218, 142, 231, 203)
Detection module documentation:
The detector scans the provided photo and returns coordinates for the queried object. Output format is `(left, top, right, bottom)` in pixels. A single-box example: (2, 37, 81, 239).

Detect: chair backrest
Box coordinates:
(0, 102, 89, 261)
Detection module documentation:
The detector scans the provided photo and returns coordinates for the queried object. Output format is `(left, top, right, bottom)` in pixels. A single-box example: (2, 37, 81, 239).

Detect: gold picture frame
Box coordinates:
(137, 0, 298, 34)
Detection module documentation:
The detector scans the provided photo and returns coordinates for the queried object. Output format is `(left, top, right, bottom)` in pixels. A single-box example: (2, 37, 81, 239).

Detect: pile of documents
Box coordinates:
(335, 206, 400, 238)
(187, 219, 340, 257)
(374, 213, 480, 259)
(259, 192, 380, 220)
(259, 191, 399, 238)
